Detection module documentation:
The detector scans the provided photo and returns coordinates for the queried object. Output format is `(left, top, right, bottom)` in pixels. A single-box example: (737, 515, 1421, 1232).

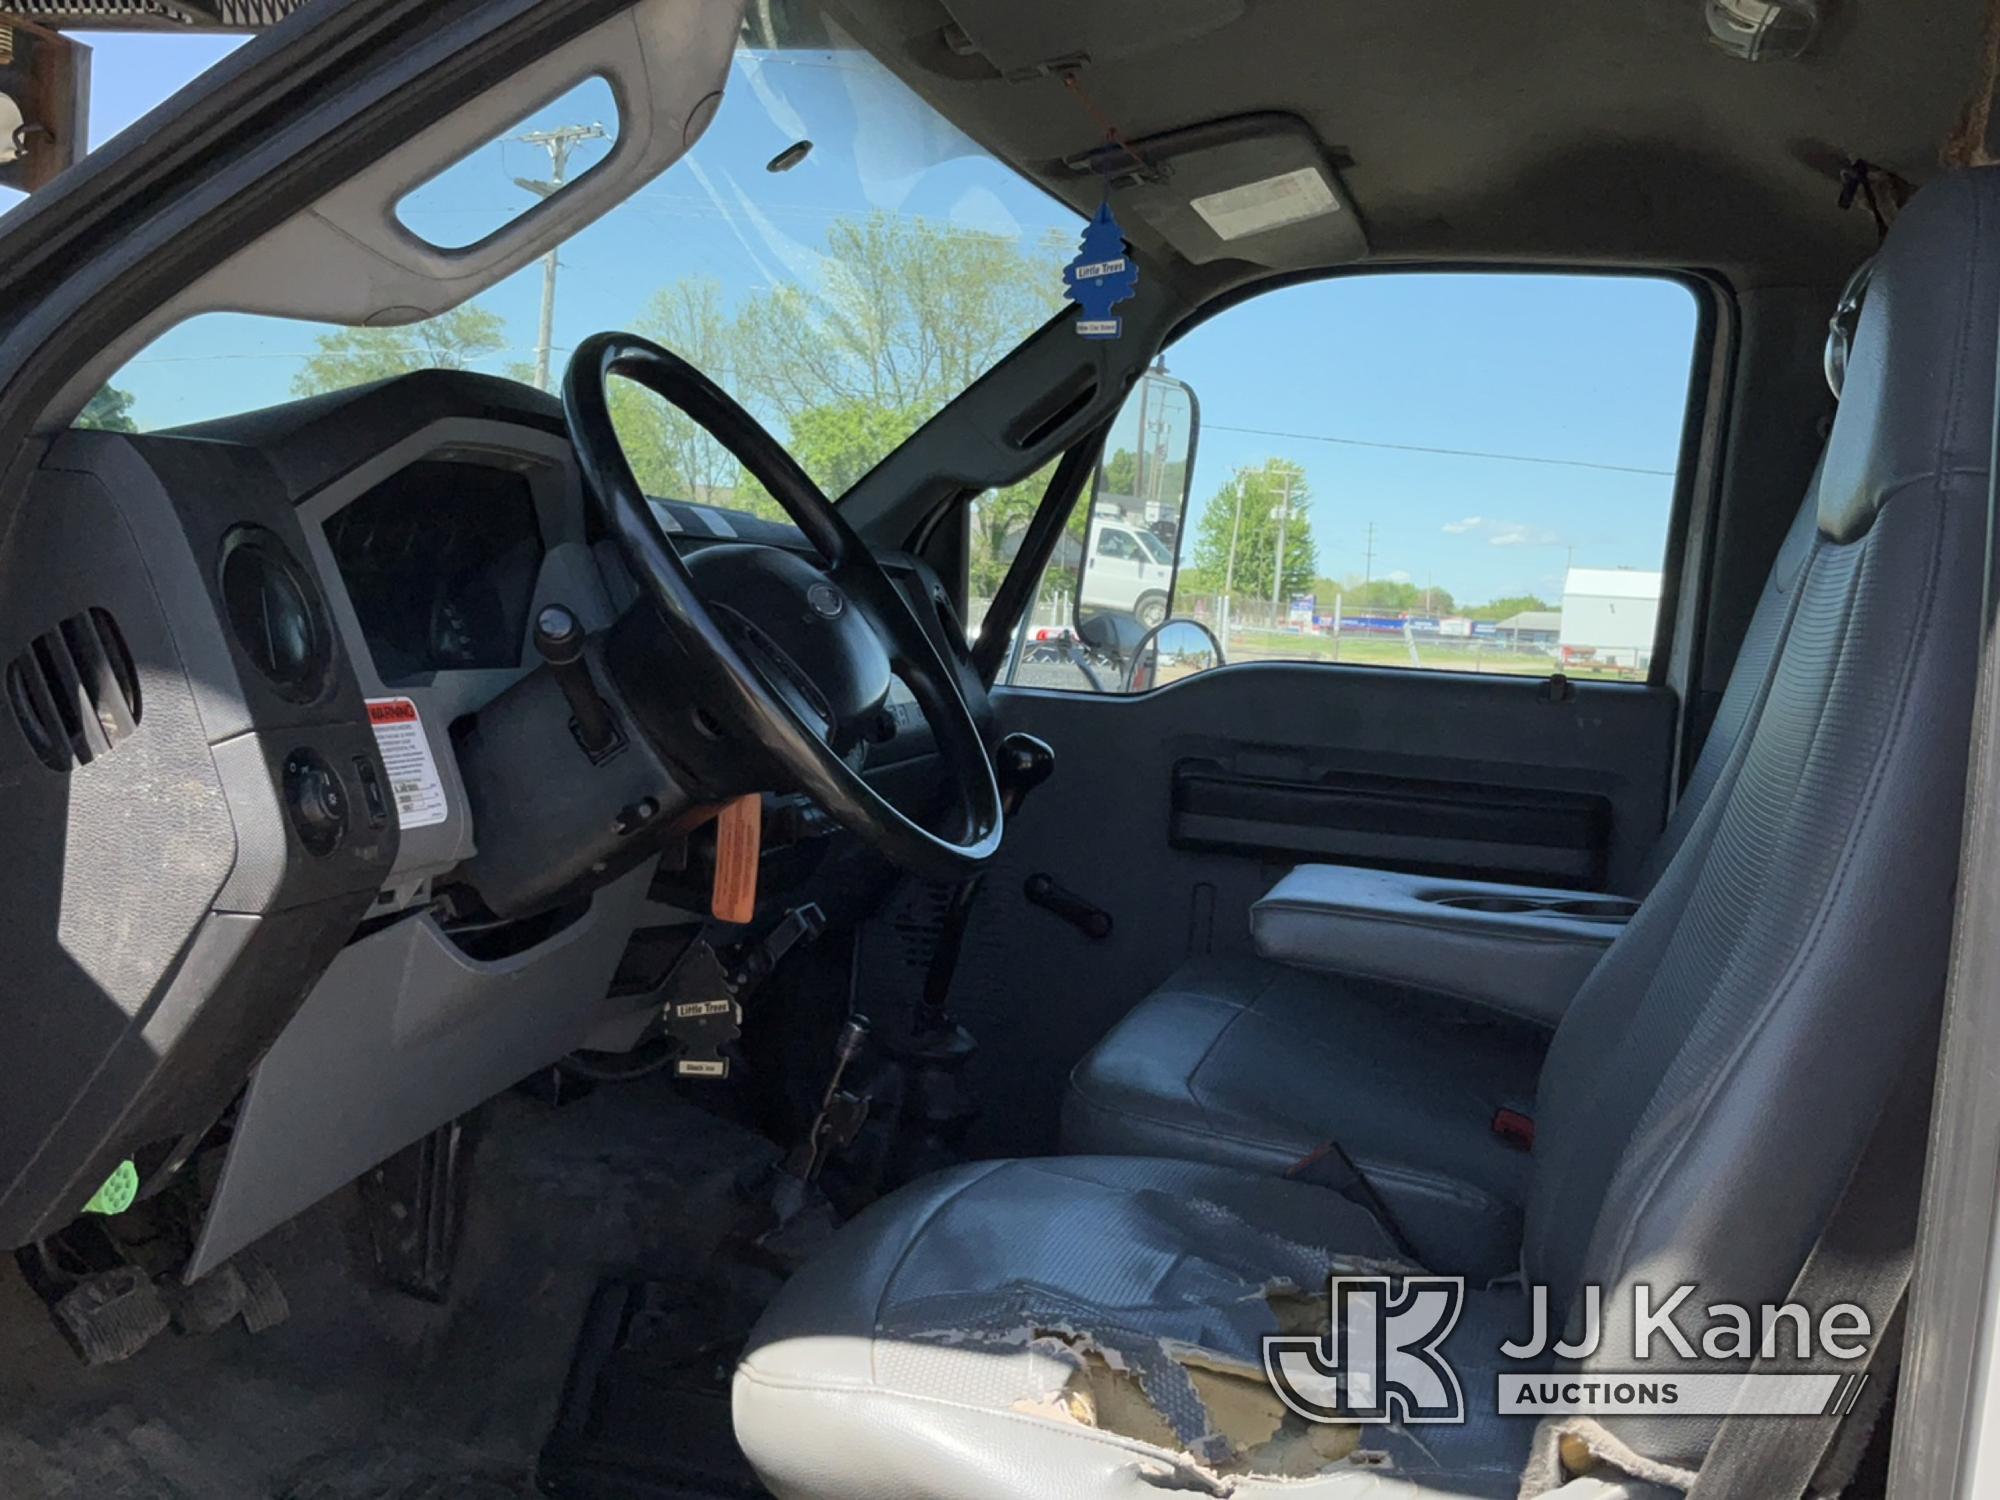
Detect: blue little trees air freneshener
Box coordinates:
(1063, 202, 1140, 339)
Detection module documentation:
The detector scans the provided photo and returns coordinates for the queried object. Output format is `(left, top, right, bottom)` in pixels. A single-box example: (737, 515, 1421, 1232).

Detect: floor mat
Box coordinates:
(0, 1082, 780, 1500)
(276, 1447, 532, 1500)
(538, 1276, 775, 1499)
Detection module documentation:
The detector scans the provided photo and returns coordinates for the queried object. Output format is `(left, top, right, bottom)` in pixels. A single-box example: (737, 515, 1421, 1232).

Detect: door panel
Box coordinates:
(925, 662, 1675, 1159)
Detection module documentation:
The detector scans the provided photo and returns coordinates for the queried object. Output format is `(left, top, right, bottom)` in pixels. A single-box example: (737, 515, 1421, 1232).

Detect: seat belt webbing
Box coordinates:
(1685, 1029, 1937, 1500)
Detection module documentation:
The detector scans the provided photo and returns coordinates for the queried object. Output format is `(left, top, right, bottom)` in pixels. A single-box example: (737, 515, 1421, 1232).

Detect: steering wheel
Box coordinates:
(563, 332, 1002, 879)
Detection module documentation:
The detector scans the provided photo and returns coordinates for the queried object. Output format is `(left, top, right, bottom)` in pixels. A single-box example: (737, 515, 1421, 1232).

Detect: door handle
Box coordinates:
(1024, 873, 1113, 940)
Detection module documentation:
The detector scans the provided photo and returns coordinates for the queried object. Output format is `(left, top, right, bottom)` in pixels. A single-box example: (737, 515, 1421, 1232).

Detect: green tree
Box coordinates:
(967, 463, 1057, 598)
(607, 278, 766, 511)
(777, 398, 926, 503)
(1464, 593, 1550, 620)
(78, 384, 138, 432)
(292, 304, 509, 396)
(1097, 445, 1187, 516)
(610, 216, 1066, 540)
(1180, 460, 1318, 604)
(1332, 579, 1457, 615)
(730, 212, 1066, 418)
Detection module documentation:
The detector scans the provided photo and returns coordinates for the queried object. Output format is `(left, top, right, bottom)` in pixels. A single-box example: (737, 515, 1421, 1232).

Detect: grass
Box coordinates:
(1221, 629, 1642, 681)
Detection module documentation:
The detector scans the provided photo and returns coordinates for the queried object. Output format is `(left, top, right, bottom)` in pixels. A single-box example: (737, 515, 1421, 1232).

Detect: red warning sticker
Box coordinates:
(365, 696, 448, 829)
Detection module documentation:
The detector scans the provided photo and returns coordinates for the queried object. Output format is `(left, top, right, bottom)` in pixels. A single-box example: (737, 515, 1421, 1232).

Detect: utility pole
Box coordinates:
(514, 121, 607, 392)
(1269, 464, 1297, 613)
(1362, 521, 1377, 588)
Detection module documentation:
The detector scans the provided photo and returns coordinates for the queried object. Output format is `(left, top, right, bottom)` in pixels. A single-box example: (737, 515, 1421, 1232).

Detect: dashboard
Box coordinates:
(0, 368, 953, 1267)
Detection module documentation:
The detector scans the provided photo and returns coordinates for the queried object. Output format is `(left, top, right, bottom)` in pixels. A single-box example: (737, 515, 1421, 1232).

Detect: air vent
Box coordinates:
(7, 608, 141, 773)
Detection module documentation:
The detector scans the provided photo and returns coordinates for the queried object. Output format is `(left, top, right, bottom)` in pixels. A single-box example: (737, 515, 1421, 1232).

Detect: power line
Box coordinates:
(1203, 422, 1674, 477)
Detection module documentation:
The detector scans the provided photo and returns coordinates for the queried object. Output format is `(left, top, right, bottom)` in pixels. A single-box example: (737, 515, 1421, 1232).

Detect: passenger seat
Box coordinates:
(1061, 325, 1843, 1278)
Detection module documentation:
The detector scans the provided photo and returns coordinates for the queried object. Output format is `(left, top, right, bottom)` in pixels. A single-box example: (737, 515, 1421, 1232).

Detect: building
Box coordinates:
(1493, 608, 1561, 650)
(1560, 567, 1663, 671)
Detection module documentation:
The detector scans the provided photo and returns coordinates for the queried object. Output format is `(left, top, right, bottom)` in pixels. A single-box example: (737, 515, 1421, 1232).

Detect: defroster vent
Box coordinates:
(7, 608, 141, 773)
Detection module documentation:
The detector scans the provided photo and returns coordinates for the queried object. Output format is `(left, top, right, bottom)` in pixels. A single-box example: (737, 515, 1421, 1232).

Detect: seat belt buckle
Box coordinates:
(1491, 1107, 1535, 1149)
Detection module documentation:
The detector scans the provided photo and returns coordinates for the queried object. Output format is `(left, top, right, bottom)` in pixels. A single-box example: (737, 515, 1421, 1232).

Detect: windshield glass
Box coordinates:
(85, 13, 1078, 511)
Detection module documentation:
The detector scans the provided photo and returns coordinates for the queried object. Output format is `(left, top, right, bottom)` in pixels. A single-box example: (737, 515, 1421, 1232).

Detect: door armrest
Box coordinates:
(1250, 864, 1637, 1027)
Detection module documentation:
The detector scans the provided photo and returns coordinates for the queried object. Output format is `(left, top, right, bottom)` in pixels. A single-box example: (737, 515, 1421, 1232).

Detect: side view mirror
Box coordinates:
(1123, 617, 1224, 693)
(0, 19, 90, 196)
(1074, 367, 1200, 634)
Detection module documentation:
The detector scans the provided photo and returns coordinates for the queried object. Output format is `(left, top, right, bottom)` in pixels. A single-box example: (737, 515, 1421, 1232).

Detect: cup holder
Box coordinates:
(1435, 895, 1547, 913)
(1546, 898, 1641, 920)
(1427, 891, 1640, 924)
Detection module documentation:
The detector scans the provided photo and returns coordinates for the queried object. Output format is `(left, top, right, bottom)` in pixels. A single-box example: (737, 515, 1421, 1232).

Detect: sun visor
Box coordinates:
(1066, 115, 1366, 271)
(178, 0, 744, 326)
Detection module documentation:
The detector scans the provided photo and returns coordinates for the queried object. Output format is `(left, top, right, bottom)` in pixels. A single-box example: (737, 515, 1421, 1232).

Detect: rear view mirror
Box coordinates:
(0, 19, 89, 195)
(1075, 368, 1200, 631)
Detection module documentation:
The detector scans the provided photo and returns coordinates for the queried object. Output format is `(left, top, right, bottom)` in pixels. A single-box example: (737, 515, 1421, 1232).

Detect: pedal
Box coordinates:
(167, 1254, 290, 1337)
(238, 1254, 291, 1333)
(52, 1265, 170, 1365)
(171, 1261, 251, 1336)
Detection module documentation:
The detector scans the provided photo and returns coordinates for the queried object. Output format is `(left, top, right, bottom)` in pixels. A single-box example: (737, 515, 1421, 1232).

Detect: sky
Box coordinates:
(6, 28, 1695, 609)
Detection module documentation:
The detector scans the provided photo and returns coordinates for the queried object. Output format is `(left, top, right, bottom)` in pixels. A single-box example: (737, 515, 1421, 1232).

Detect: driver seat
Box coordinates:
(730, 168, 1996, 1498)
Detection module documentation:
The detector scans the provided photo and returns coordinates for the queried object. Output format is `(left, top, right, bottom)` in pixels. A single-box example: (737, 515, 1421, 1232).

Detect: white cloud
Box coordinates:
(1489, 529, 1530, 547)
(1441, 516, 1483, 535)
(1385, 569, 1413, 583)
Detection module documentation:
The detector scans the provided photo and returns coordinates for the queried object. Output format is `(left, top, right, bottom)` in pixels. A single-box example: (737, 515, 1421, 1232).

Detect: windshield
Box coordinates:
(85, 15, 1078, 511)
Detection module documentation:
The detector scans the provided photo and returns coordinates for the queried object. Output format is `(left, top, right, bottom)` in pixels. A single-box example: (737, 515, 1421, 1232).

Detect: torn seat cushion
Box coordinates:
(1061, 956, 1545, 1280)
(732, 1155, 1537, 1500)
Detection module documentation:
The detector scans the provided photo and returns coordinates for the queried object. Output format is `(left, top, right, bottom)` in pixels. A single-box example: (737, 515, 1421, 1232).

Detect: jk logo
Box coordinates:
(1262, 1276, 1467, 1425)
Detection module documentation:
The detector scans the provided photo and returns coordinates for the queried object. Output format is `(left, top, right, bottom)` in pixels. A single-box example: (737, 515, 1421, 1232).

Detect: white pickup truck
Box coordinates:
(1080, 518, 1175, 627)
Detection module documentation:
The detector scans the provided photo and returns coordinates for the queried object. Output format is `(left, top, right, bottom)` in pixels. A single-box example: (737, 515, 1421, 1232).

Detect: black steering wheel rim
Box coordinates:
(563, 330, 1003, 879)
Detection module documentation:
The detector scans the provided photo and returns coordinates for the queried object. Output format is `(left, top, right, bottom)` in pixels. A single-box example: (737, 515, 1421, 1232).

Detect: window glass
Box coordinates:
(1001, 272, 1698, 692)
(395, 76, 620, 250)
(83, 15, 1079, 520)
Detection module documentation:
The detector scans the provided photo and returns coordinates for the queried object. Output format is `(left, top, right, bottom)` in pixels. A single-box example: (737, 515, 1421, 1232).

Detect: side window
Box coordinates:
(1001, 272, 1699, 693)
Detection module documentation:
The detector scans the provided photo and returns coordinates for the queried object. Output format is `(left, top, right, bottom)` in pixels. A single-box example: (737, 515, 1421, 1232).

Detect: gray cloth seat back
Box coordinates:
(1523, 168, 1996, 1473)
(1628, 468, 1820, 894)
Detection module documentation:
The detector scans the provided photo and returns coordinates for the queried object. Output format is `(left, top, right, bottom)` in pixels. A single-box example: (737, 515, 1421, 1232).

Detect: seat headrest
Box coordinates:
(1818, 167, 2000, 543)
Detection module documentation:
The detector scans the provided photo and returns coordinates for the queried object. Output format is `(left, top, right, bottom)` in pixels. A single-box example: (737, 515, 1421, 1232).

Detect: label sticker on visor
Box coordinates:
(367, 697, 449, 829)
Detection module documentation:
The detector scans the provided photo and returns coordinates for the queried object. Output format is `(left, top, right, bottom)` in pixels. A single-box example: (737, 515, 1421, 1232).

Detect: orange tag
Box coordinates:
(711, 794, 761, 924)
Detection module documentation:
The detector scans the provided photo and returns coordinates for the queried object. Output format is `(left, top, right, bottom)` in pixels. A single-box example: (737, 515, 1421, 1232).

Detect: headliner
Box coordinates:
(825, 0, 1990, 295)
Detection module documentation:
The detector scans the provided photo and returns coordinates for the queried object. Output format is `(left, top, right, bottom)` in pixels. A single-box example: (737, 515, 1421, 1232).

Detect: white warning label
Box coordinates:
(366, 697, 448, 830)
